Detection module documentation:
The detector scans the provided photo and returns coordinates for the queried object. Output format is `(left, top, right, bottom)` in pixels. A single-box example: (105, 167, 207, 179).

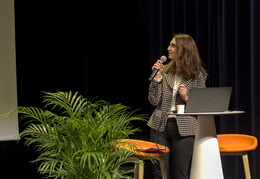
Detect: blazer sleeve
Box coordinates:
(197, 72, 207, 88)
(148, 80, 162, 106)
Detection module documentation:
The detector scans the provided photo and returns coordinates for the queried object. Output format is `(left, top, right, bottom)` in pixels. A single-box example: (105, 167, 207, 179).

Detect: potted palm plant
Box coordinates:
(2, 91, 148, 179)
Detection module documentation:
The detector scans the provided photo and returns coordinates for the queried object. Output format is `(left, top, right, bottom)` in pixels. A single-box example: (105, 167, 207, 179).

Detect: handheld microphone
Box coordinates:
(149, 55, 167, 81)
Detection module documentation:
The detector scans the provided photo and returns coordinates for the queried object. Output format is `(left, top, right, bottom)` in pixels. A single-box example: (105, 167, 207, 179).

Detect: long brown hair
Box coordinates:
(165, 33, 208, 79)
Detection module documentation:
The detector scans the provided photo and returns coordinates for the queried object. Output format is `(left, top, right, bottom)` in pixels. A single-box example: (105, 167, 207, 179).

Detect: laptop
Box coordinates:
(184, 87, 232, 113)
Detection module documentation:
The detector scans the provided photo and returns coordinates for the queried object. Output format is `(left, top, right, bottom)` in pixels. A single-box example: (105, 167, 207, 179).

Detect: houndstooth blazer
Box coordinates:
(148, 69, 207, 136)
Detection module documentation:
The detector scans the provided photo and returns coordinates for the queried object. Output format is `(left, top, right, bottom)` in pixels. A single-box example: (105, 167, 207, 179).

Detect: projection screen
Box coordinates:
(0, 0, 19, 141)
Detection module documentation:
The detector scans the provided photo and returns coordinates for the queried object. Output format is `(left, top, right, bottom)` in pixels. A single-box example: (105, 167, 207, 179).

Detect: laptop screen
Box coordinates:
(185, 87, 232, 113)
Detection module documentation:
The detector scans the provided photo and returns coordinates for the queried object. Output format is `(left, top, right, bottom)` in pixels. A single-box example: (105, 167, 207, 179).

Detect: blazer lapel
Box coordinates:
(164, 73, 192, 89)
(180, 78, 192, 88)
(164, 72, 175, 89)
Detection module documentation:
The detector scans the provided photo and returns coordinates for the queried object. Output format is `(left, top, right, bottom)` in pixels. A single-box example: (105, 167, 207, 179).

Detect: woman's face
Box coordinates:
(167, 37, 180, 60)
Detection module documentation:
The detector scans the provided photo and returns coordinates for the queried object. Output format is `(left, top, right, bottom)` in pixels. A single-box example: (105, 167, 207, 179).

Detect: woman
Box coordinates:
(148, 33, 208, 179)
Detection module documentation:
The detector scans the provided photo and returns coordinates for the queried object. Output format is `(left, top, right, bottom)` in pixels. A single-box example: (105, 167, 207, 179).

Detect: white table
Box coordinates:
(168, 111, 244, 179)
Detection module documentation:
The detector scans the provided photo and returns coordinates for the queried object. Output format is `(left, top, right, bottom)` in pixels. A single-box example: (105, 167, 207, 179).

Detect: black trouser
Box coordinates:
(150, 118, 194, 179)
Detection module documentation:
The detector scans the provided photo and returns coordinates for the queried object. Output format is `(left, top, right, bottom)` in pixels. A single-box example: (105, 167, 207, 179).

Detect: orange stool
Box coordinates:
(116, 139, 170, 179)
(217, 134, 258, 179)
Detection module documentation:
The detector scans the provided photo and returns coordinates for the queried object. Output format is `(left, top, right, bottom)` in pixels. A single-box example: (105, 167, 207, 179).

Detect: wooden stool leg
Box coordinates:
(242, 152, 251, 179)
(133, 159, 144, 179)
(158, 156, 167, 179)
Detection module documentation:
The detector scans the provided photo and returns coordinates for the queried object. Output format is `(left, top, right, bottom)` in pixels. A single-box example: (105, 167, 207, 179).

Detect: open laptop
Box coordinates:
(184, 87, 232, 113)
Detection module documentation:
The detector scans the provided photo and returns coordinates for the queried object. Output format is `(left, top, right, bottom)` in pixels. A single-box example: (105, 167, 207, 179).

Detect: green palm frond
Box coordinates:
(2, 91, 149, 178)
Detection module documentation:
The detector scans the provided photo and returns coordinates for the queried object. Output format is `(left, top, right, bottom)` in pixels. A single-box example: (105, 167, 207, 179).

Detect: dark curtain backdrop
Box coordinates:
(0, 0, 259, 179)
(146, 1, 260, 179)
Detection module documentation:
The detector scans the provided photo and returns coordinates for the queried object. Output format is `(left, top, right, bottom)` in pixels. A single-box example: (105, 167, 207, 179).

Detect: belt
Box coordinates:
(167, 117, 176, 121)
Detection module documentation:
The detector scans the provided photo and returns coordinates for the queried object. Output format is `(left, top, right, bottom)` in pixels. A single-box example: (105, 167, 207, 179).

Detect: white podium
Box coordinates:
(169, 111, 244, 179)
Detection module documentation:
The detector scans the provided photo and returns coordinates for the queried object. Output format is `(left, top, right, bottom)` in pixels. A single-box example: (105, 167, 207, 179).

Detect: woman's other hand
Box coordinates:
(179, 84, 188, 102)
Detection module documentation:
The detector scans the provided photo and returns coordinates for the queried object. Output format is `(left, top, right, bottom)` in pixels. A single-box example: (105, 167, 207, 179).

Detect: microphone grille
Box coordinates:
(160, 55, 167, 63)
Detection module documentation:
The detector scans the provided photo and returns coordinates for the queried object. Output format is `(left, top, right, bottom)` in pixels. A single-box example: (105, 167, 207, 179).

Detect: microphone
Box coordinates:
(149, 55, 167, 81)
